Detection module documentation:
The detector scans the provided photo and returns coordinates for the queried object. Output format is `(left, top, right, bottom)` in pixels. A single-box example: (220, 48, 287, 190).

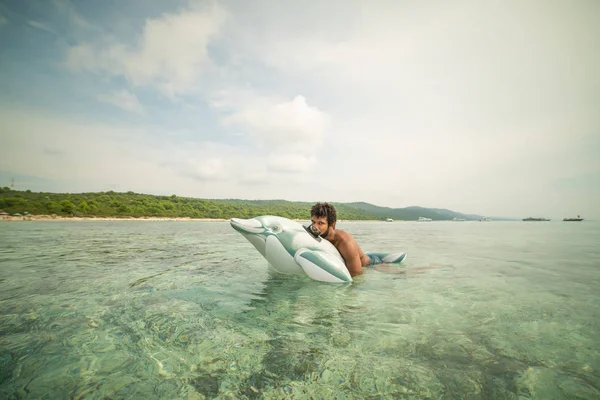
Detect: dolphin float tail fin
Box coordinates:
(365, 252, 407, 265)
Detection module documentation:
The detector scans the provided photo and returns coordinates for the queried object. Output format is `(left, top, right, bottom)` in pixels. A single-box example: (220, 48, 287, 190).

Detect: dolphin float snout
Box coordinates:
(230, 217, 268, 257)
(230, 218, 264, 234)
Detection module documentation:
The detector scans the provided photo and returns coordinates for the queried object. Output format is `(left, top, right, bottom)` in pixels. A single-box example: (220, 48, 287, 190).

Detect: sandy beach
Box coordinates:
(0, 215, 230, 222)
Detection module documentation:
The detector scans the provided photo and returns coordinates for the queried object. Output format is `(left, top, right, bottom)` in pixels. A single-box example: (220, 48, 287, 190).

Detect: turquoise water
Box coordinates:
(0, 220, 599, 399)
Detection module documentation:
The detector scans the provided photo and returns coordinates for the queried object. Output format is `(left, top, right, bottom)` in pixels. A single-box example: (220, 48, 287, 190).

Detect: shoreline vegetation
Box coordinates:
(1, 215, 230, 222)
(0, 188, 483, 221)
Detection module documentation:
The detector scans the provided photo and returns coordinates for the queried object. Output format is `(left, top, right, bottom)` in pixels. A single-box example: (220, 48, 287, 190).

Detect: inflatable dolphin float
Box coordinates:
(230, 215, 407, 283)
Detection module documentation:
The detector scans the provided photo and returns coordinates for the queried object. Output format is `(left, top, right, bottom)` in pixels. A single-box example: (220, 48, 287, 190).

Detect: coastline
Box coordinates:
(0, 216, 506, 223)
(0, 215, 389, 223)
(0, 215, 230, 222)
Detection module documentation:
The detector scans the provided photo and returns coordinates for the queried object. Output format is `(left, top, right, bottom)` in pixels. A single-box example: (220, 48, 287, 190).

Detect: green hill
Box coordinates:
(344, 202, 482, 221)
(0, 188, 485, 221)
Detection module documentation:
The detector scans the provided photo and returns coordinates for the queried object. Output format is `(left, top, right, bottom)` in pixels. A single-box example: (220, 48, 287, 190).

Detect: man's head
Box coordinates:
(310, 202, 337, 238)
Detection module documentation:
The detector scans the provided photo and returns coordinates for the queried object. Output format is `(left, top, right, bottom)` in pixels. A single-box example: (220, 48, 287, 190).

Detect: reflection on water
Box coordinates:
(0, 220, 599, 399)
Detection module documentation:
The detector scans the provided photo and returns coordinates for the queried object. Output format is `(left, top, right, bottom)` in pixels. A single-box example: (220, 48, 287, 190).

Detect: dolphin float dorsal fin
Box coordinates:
(364, 252, 407, 264)
(382, 252, 407, 263)
(294, 248, 353, 283)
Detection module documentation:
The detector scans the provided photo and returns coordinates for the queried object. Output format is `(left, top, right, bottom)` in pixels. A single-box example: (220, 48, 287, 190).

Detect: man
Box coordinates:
(309, 202, 441, 277)
(309, 202, 372, 276)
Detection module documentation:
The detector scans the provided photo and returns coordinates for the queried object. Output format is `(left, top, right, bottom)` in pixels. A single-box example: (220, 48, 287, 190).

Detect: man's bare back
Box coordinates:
(326, 230, 371, 271)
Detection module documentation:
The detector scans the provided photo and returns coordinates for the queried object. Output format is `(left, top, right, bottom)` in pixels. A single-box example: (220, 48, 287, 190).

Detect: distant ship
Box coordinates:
(523, 217, 550, 221)
(386, 218, 394, 222)
(417, 217, 432, 222)
(563, 215, 584, 222)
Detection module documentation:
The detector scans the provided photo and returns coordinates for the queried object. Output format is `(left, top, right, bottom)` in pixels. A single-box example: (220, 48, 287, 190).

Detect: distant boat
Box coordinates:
(563, 215, 584, 222)
(418, 217, 432, 222)
(386, 218, 394, 222)
(452, 217, 466, 221)
(479, 217, 490, 222)
(523, 217, 550, 221)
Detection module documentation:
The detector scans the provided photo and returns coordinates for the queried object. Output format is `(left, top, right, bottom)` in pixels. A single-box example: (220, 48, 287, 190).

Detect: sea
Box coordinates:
(0, 219, 599, 399)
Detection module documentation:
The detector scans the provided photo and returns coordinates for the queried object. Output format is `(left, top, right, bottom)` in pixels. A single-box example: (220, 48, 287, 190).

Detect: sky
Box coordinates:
(0, 0, 598, 219)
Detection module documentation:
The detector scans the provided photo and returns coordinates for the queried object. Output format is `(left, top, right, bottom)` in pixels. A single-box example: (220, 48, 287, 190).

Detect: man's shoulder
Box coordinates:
(333, 229, 357, 244)
(338, 228, 356, 237)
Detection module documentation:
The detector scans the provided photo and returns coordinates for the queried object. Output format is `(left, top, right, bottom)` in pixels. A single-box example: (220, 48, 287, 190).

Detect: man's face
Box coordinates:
(310, 216, 330, 237)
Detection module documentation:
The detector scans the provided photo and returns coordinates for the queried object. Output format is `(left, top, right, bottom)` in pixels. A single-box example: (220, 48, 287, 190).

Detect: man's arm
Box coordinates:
(337, 240, 363, 276)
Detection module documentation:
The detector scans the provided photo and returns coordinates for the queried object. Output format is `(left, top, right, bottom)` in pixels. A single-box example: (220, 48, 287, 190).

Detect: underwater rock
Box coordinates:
(190, 374, 220, 398)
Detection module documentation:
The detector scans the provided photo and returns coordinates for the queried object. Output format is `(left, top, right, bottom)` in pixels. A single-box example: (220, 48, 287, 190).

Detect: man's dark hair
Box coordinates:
(311, 202, 337, 226)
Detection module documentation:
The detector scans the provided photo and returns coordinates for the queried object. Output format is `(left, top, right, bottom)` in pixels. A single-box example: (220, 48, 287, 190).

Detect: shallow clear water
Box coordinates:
(0, 220, 599, 399)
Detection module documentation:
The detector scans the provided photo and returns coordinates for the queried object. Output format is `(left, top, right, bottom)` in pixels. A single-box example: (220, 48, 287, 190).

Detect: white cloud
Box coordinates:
(27, 20, 58, 35)
(267, 154, 316, 174)
(222, 94, 330, 153)
(0, 108, 319, 197)
(185, 157, 229, 181)
(97, 90, 146, 115)
(212, 91, 330, 177)
(322, 111, 600, 216)
(65, 3, 227, 96)
(237, 164, 269, 185)
(227, 1, 600, 126)
(0, 108, 162, 186)
(52, 0, 100, 33)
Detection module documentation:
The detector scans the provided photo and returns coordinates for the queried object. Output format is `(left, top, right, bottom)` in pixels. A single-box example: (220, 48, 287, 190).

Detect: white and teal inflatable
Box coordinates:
(230, 215, 407, 283)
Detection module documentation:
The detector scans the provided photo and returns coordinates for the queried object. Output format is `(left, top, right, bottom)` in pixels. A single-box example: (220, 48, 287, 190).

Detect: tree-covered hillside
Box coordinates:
(0, 188, 483, 220)
(345, 202, 480, 221)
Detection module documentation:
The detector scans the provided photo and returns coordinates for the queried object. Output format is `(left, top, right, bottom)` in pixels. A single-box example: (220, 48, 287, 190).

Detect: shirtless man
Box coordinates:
(308, 202, 371, 276)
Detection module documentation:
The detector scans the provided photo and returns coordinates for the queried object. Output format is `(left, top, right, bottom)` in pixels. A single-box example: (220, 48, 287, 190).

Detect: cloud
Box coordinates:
(227, 1, 600, 127)
(97, 90, 146, 115)
(65, 3, 227, 96)
(212, 91, 330, 177)
(3, 1, 599, 218)
(221, 94, 330, 153)
(237, 165, 269, 185)
(0, 108, 164, 189)
(0, 107, 302, 193)
(42, 146, 65, 157)
(51, 0, 105, 34)
(27, 20, 59, 35)
(267, 154, 316, 174)
(183, 157, 229, 181)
